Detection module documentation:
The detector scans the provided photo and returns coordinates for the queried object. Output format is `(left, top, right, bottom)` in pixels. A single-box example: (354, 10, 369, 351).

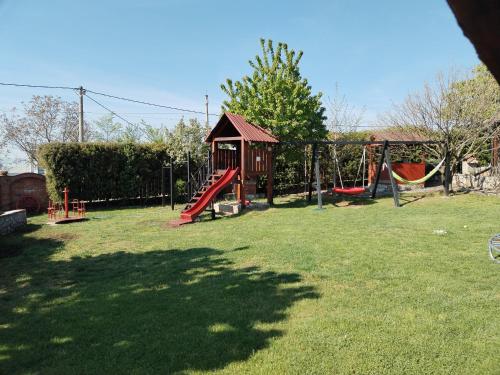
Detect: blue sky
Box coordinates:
(0, 0, 479, 136)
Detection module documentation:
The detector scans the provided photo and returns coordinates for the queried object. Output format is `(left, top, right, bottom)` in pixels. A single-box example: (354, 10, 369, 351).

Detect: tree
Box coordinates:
(93, 114, 123, 142)
(381, 64, 500, 194)
(0, 95, 88, 164)
(327, 84, 365, 135)
(142, 120, 169, 144)
(167, 117, 210, 164)
(221, 38, 326, 141)
(119, 123, 143, 143)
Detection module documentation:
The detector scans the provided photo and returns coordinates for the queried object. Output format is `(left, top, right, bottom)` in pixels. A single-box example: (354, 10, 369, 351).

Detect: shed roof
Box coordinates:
(369, 129, 430, 142)
(206, 112, 279, 143)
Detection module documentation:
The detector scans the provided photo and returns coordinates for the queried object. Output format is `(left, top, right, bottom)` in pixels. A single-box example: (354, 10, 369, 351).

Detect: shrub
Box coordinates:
(38, 142, 171, 202)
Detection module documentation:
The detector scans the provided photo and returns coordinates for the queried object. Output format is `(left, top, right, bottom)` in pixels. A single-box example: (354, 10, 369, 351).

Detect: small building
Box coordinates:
(205, 112, 279, 206)
(0, 172, 48, 213)
(368, 130, 428, 187)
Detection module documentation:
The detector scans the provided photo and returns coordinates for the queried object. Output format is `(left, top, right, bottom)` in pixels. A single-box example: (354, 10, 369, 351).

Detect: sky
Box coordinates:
(0, 0, 480, 169)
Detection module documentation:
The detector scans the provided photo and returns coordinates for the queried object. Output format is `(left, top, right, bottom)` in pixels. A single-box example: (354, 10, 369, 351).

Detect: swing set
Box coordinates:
(282, 139, 442, 208)
(331, 145, 368, 196)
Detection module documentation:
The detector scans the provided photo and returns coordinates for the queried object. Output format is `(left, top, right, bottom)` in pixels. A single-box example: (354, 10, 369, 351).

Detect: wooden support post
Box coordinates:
(314, 154, 323, 209)
(240, 139, 246, 207)
(371, 141, 389, 199)
(308, 143, 317, 202)
(384, 145, 400, 207)
(266, 146, 274, 205)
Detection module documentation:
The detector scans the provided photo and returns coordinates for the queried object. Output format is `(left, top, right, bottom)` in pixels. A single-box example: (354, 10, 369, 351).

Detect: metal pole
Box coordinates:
(78, 86, 85, 142)
(169, 158, 174, 211)
(161, 165, 165, 207)
(63, 187, 69, 218)
(308, 143, 317, 202)
(205, 94, 209, 127)
(315, 154, 323, 209)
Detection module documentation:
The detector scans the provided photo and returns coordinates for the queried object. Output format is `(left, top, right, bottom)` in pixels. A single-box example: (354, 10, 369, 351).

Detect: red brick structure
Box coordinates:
(0, 173, 48, 214)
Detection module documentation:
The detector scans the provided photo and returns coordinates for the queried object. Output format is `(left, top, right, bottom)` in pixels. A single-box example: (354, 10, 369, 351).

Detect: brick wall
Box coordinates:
(0, 173, 48, 213)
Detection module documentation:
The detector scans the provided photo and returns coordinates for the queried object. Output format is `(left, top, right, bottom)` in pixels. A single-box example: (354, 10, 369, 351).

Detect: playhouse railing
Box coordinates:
(187, 151, 213, 201)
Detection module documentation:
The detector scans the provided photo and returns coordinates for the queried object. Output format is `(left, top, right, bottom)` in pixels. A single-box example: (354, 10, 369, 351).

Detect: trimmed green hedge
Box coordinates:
(38, 143, 171, 202)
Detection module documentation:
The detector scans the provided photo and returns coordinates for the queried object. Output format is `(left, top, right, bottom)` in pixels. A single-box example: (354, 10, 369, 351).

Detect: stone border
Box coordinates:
(0, 209, 27, 235)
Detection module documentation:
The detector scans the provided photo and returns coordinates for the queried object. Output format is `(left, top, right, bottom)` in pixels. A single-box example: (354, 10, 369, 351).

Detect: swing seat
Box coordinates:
(332, 187, 366, 196)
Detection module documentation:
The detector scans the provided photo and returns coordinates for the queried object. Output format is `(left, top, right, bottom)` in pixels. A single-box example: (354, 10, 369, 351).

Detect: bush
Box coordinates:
(38, 142, 171, 202)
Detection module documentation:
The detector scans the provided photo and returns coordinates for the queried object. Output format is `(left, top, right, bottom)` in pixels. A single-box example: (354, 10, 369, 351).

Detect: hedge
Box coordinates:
(38, 142, 174, 203)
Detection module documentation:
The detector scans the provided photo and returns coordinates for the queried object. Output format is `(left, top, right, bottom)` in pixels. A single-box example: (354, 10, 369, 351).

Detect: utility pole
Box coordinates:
(205, 94, 209, 127)
(78, 86, 85, 142)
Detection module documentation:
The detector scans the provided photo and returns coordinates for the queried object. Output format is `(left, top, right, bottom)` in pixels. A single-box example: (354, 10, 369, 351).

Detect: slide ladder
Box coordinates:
(169, 167, 239, 226)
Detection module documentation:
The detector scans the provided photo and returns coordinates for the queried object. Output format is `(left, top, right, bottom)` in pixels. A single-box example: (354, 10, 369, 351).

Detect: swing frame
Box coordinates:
(279, 139, 441, 208)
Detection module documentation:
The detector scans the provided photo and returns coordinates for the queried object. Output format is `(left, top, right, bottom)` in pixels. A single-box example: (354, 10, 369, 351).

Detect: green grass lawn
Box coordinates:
(1, 193, 499, 374)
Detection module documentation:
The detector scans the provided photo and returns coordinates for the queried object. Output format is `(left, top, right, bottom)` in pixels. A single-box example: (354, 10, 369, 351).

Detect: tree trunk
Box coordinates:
(443, 149, 451, 196)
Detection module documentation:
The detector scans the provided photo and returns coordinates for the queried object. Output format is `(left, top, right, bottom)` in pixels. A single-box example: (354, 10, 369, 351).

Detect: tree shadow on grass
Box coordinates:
(0, 245, 318, 374)
(270, 194, 377, 210)
(0, 224, 57, 258)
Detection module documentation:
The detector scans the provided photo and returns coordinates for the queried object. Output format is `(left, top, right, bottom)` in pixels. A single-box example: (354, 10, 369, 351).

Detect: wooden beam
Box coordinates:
(281, 140, 439, 146)
(213, 136, 243, 142)
(384, 146, 400, 207)
(371, 141, 388, 199)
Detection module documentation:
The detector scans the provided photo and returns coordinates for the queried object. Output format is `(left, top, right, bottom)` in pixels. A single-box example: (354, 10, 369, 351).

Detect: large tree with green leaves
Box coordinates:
(221, 38, 327, 141)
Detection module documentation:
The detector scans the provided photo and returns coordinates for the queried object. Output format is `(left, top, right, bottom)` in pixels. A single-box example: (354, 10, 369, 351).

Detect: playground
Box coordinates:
(1, 193, 499, 374)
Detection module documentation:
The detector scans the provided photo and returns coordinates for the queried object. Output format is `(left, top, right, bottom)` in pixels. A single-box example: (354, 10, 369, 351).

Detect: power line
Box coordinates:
(0, 81, 219, 117)
(85, 89, 219, 117)
(0, 82, 78, 90)
(84, 93, 136, 127)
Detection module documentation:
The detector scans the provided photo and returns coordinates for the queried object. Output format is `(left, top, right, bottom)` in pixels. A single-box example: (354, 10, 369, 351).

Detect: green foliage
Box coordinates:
(221, 38, 327, 193)
(221, 38, 326, 141)
(167, 118, 211, 164)
(175, 179, 186, 199)
(38, 142, 170, 202)
(92, 114, 123, 142)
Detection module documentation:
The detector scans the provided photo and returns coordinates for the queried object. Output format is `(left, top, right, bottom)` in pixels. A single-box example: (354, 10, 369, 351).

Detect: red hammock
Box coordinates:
(332, 187, 366, 196)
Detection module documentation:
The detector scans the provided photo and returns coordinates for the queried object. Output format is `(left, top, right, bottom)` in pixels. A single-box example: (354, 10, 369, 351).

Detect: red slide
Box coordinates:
(179, 168, 239, 224)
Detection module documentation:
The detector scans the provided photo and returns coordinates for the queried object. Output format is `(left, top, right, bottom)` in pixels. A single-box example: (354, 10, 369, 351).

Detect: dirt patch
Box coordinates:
(335, 201, 368, 208)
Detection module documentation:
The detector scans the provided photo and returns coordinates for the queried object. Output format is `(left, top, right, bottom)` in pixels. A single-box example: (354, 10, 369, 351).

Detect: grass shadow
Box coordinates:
(0, 245, 318, 374)
(399, 195, 425, 207)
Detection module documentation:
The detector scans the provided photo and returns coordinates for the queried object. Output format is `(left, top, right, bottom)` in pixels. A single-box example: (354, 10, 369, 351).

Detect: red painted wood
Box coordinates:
(369, 161, 426, 185)
(180, 168, 239, 222)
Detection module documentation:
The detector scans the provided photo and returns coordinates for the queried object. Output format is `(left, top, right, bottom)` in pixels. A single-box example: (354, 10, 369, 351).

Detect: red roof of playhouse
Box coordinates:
(206, 112, 279, 143)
